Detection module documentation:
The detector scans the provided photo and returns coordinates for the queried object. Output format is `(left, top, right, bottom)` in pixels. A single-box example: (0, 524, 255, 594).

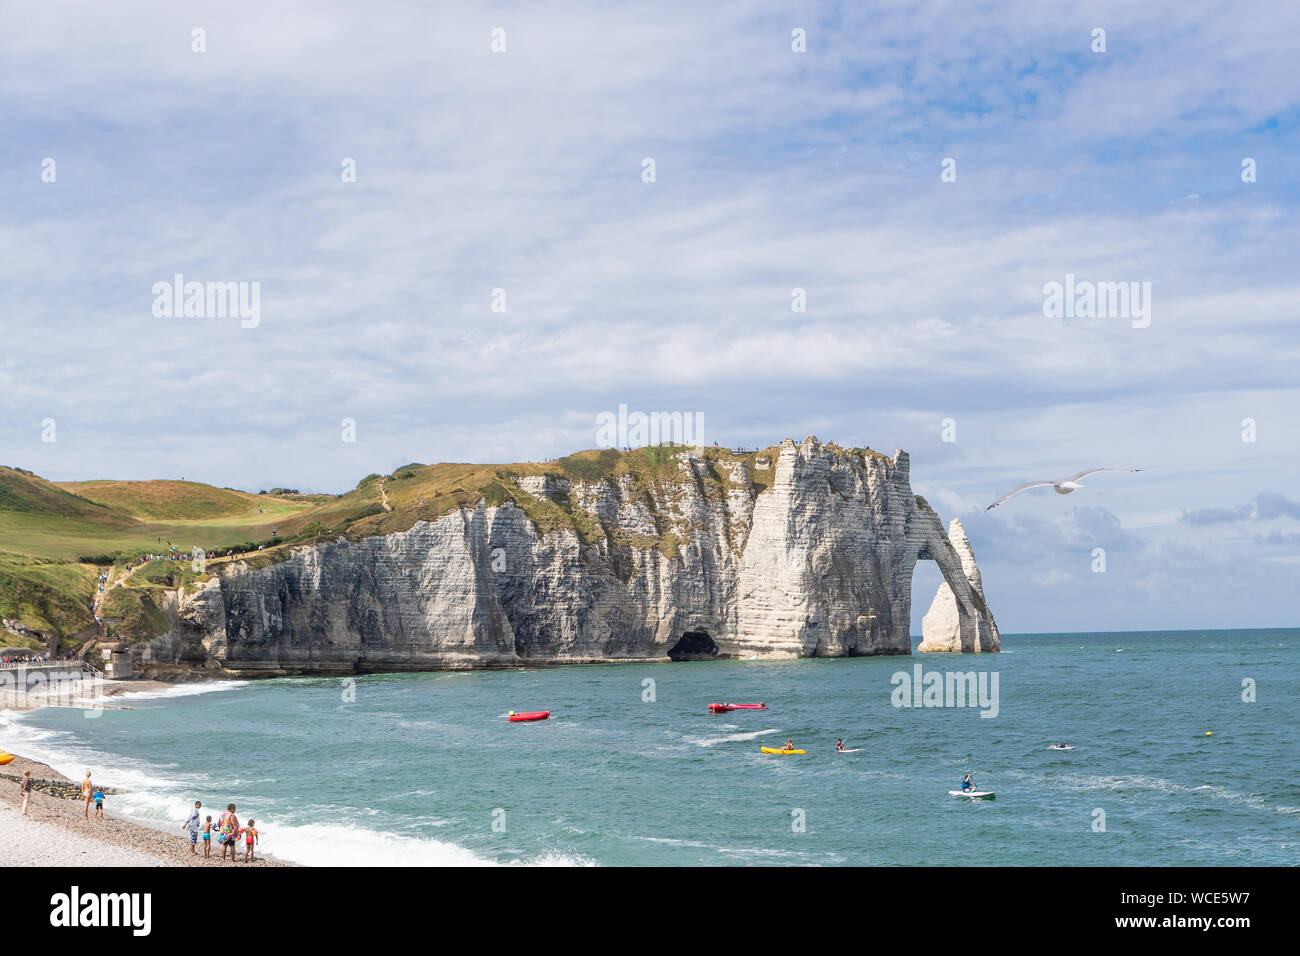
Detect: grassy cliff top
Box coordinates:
(0, 440, 893, 644)
(56, 479, 271, 521)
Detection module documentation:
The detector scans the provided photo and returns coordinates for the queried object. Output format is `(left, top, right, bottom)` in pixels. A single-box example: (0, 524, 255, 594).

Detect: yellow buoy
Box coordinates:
(1205, 731, 1212, 736)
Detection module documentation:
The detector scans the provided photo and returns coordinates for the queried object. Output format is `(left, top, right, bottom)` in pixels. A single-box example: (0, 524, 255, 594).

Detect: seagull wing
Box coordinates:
(986, 480, 1055, 510)
(1064, 467, 1143, 483)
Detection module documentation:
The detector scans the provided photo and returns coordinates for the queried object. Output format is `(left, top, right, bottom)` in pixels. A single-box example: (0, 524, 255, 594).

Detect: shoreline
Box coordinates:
(0, 753, 289, 867)
(0, 675, 218, 712)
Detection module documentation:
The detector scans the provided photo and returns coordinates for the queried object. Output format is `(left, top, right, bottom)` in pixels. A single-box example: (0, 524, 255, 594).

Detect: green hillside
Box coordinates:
(58, 479, 270, 520)
(0, 466, 130, 528)
(0, 553, 99, 649)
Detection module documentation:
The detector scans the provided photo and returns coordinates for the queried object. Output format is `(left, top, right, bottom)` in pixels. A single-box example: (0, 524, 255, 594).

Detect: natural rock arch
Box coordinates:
(915, 510, 999, 653)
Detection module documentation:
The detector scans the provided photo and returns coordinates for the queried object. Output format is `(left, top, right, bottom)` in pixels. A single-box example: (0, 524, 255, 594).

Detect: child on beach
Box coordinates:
(242, 820, 258, 862)
(203, 816, 213, 857)
(182, 800, 202, 854)
(92, 787, 105, 819)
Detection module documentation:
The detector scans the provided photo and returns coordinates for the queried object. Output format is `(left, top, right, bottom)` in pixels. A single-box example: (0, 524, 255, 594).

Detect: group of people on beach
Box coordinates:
(65, 772, 260, 861)
(15, 767, 265, 862)
(78, 772, 106, 819)
(181, 800, 260, 862)
(17, 770, 107, 818)
(14, 768, 94, 817)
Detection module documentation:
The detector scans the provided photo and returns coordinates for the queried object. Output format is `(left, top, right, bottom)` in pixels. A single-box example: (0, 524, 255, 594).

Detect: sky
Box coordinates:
(1, 0, 1297, 633)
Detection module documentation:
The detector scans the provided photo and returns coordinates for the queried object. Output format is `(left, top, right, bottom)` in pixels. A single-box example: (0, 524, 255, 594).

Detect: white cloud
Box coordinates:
(2, 0, 1297, 630)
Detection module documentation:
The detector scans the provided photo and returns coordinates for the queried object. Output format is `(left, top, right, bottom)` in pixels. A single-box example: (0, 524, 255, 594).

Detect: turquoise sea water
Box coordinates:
(4, 629, 1297, 866)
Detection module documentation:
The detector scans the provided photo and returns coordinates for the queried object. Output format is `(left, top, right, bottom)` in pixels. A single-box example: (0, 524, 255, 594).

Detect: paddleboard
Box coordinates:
(760, 746, 806, 755)
(949, 790, 995, 799)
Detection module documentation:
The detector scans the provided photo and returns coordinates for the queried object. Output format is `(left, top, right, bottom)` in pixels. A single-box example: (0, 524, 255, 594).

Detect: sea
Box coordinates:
(3, 628, 1296, 866)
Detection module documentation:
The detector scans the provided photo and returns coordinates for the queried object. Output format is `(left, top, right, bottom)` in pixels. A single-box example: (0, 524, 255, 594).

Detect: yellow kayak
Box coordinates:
(760, 746, 806, 755)
(0, 752, 14, 766)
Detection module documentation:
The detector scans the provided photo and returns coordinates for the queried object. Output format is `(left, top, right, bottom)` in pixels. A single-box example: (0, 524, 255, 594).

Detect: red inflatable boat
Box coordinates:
(707, 702, 767, 713)
(508, 711, 550, 722)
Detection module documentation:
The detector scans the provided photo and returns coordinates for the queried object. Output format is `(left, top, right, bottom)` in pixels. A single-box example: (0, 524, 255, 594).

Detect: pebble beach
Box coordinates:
(0, 753, 285, 867)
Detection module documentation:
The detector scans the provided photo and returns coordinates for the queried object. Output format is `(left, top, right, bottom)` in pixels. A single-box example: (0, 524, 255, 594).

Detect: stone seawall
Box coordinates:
(0, 773, 122, 799)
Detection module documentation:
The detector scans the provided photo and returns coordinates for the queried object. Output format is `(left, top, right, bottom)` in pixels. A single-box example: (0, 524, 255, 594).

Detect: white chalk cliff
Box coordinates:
(917, 519, 1000, 653)
(158, 438, 997, 673)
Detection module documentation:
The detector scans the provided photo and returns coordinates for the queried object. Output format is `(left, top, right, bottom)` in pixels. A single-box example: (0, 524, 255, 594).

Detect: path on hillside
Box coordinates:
(84, 563, 135, 656)
(83, 547, 185, 654)
(378, 477, 393, 512)
(90, 499, 305, 622)
(89, 559, 144, 613)
(81, 492, 372, 654)
(90, 565, 119, 619)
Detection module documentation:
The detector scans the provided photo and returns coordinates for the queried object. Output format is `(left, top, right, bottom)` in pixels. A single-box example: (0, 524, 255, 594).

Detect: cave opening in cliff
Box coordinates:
(667, 630, 718, 661)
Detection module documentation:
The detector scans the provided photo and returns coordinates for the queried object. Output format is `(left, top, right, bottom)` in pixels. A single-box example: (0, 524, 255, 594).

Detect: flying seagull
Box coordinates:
(986, 468, 1142, 511)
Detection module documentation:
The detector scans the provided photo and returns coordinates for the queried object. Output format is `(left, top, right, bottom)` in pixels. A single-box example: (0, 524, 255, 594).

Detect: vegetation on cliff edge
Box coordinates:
(0, 441, 891, 649)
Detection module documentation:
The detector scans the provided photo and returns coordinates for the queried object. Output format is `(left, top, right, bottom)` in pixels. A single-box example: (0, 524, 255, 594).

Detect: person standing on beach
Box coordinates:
(80, 772, 93, 818)
(19, 770, 33, 815)
(202, 816, 213, 857)
(92, 787, 105, 819)
(182, 800, 202, 854)
(242, 820, 258, 862)
(217, 804, 240, 863)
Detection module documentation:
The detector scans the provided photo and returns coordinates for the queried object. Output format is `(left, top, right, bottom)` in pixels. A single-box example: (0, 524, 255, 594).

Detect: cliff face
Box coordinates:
(158, 438, 997, 673)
